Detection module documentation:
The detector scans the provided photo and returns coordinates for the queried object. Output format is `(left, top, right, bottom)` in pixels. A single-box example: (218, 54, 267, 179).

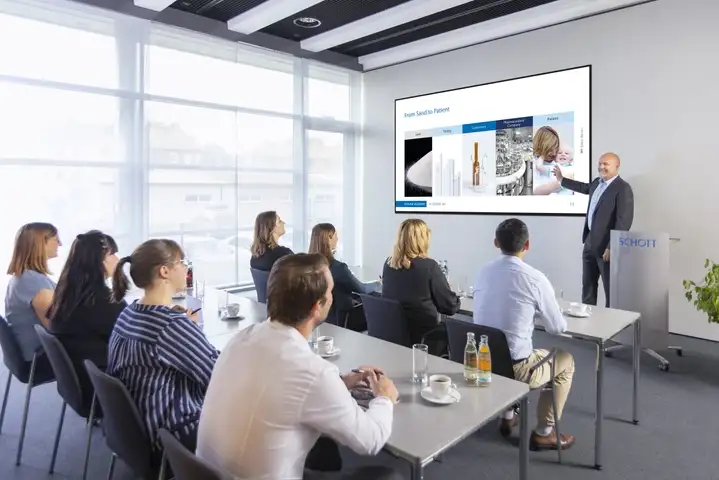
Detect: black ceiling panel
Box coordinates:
(171, 0, 270, 22)
(261, 0, 414, 42)
(332, 0, 559, 57)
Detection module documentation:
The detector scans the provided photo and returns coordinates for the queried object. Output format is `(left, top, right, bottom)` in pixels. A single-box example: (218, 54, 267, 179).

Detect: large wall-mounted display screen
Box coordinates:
(395, 65, 591, 216)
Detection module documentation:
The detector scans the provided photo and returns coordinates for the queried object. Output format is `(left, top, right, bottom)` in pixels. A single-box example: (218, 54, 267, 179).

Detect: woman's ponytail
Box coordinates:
(111, 256, 132, 302)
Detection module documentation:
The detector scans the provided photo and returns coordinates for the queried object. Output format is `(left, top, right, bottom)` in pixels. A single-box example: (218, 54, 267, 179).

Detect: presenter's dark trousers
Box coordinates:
(582, 242, 611, 307)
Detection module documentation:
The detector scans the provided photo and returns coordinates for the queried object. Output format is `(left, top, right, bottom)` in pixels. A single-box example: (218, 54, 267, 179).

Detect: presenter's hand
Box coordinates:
(553, 165, 564, 182)
(603, 248, 610, 263)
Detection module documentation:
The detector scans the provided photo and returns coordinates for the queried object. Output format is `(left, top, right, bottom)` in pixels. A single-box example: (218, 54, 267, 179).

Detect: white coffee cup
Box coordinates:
(226, 303, 240, 317)
(429, 374, 454, 398)
(317, 336, 334, 355)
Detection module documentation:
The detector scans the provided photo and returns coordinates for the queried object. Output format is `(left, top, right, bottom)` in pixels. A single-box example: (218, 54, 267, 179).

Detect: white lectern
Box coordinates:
(606, 230, 678, 370)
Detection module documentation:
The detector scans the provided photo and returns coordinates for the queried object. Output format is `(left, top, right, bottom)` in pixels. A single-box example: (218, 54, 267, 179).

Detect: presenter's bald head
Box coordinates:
(598, 152, 620, 180)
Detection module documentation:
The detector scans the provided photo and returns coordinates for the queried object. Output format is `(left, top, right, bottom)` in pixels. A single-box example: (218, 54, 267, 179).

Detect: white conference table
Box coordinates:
(180, 288, 531, 480)
(458, 296, 641, 470)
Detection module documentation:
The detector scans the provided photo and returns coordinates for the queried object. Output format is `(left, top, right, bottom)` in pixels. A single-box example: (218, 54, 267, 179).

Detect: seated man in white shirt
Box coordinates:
(197, 253, 401, 479)
(473, 218, 576, 451)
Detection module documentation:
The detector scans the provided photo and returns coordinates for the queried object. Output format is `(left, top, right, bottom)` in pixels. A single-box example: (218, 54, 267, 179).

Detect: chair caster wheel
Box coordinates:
(658, 363, 669, 372)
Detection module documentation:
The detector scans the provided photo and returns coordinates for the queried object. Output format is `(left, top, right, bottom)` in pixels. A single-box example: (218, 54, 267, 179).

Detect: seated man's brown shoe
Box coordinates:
(499, 415, 518, 438)
(529, 428, 575, 450)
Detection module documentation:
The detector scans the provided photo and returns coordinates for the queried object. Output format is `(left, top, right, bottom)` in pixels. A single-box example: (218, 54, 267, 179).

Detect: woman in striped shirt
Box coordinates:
(108, 239, 219, 454)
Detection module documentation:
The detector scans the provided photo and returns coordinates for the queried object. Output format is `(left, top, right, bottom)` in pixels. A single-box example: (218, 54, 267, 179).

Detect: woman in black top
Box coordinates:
(48, 230, 127, 411)
(382, 219, 460, 353)
(250, 210, 293, 271)
(308, 223, 381, 331)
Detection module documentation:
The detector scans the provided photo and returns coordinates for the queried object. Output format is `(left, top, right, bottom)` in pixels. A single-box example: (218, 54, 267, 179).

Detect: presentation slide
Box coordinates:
(395, 65, 591, 215)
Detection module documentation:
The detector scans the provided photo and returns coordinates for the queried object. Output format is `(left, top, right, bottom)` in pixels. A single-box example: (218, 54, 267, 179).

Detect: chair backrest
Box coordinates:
(250, 268, 270, 303)
(444, 317, 516, 380)
(84, 360, 153, 477)
(33, 325, 85, 415)
(159, 429, 223, 480)
(0, 314, 31, 382)
(358, 294, 411, 347)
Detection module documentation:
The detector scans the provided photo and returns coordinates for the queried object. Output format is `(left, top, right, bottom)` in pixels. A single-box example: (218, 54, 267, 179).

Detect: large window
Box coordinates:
(0, 0, 361, 289)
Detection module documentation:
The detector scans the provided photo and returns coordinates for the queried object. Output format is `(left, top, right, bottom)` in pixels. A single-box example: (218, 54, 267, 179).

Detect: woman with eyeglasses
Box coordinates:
(47, 230, 126, 411)
(108, 239, 219, 455)
(5, 222, 61, 362)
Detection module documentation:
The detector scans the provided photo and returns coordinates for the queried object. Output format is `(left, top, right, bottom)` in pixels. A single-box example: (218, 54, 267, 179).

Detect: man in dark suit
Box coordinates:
(553, 153, 634, 307)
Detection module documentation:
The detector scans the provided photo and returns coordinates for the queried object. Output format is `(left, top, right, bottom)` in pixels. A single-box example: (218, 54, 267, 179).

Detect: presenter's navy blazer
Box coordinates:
(562, 176, 634, 255)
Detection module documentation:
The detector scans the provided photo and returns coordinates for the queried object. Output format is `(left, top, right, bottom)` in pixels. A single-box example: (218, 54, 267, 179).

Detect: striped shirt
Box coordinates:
(107, 302, 219, 451)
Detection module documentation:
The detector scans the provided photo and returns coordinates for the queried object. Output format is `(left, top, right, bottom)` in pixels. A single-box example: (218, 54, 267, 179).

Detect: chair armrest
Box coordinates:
(528, 348, 558, 376)
(420, 324, 445, 345)
(350, 292, 363, 308)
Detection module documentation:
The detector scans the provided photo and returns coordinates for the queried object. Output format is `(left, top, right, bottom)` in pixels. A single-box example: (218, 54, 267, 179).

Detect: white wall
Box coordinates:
(361, 0, 719, 341)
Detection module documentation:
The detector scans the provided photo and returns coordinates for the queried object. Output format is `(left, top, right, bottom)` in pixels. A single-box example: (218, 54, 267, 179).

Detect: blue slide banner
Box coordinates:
(395, 201, 427, 208)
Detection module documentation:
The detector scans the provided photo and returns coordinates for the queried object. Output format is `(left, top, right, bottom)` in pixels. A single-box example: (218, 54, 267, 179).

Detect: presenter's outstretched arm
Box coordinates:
(553, 165, 590, 194)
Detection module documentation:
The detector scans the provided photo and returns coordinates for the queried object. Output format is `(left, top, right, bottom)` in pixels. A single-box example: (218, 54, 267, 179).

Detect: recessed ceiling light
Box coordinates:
(293, 17, 321, 28)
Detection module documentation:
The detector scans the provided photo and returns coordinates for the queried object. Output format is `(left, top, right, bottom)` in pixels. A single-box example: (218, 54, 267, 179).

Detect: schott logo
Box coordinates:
(619, 238, 657, 248)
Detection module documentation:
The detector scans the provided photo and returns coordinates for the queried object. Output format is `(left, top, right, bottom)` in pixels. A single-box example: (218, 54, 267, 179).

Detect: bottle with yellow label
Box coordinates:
(477, 334, 492, 386)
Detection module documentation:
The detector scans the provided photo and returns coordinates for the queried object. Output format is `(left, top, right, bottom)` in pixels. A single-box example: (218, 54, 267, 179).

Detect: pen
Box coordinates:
(191, 308, 202, 314)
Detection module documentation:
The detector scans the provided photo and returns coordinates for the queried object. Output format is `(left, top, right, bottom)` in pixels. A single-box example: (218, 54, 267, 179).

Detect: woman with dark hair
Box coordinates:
(108, 239, 219, 455)
(48, 230, 126, 410)
(250, 210, 293, 271)
(5, 222, 61, 361)
(308, 223, 381, 331)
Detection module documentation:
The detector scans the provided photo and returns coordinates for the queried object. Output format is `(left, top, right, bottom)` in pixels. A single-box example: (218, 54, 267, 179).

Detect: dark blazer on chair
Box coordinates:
(562, 176, 634, 255)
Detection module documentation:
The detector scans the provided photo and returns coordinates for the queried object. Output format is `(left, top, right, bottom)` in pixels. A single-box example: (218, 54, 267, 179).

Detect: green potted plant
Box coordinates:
(683, 259, 719, 324)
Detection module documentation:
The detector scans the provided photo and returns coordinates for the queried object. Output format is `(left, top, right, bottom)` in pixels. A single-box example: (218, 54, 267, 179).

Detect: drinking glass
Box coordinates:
(194, 280, 206, 300)
(217, 290, 228, 316)
(412, 344, 429, 384)
(457, 276, 469, 298)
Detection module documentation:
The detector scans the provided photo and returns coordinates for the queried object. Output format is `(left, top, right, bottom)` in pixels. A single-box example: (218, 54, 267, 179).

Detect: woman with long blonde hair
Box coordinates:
(308, 223, 380, 330)
(5, 222, 61, 361)
(382, 219, 459, 353)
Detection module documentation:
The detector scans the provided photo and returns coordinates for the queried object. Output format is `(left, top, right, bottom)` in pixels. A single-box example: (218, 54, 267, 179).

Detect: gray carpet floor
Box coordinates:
(1, 331, 717, 479)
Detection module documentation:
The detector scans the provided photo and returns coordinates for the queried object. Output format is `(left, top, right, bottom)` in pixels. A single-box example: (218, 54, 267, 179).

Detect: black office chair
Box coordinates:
(444, 318, 562, 462)
(250, 268, 270, 303)
(0, 315, 55, 465)
(34, 325, 96, 478)
(84, 360, 166, 480)
(159, 429, 222, 480)
(331, 293, 364, 330)
(358, 294, 412, 347)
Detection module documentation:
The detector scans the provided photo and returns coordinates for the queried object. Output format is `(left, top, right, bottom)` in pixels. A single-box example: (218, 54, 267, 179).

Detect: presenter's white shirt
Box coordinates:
(196, 320, 394, 480)
(473, 256, 567, 360)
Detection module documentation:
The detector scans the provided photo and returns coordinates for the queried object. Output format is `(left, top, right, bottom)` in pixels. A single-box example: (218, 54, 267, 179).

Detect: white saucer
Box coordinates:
(565, 309, 591, 318)
(319, 347, 341, 358)
(420, 386, 461, 405)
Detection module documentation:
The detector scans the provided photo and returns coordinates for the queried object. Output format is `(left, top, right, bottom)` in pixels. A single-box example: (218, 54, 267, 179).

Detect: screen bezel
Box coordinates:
(393, 64, 592, 217)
